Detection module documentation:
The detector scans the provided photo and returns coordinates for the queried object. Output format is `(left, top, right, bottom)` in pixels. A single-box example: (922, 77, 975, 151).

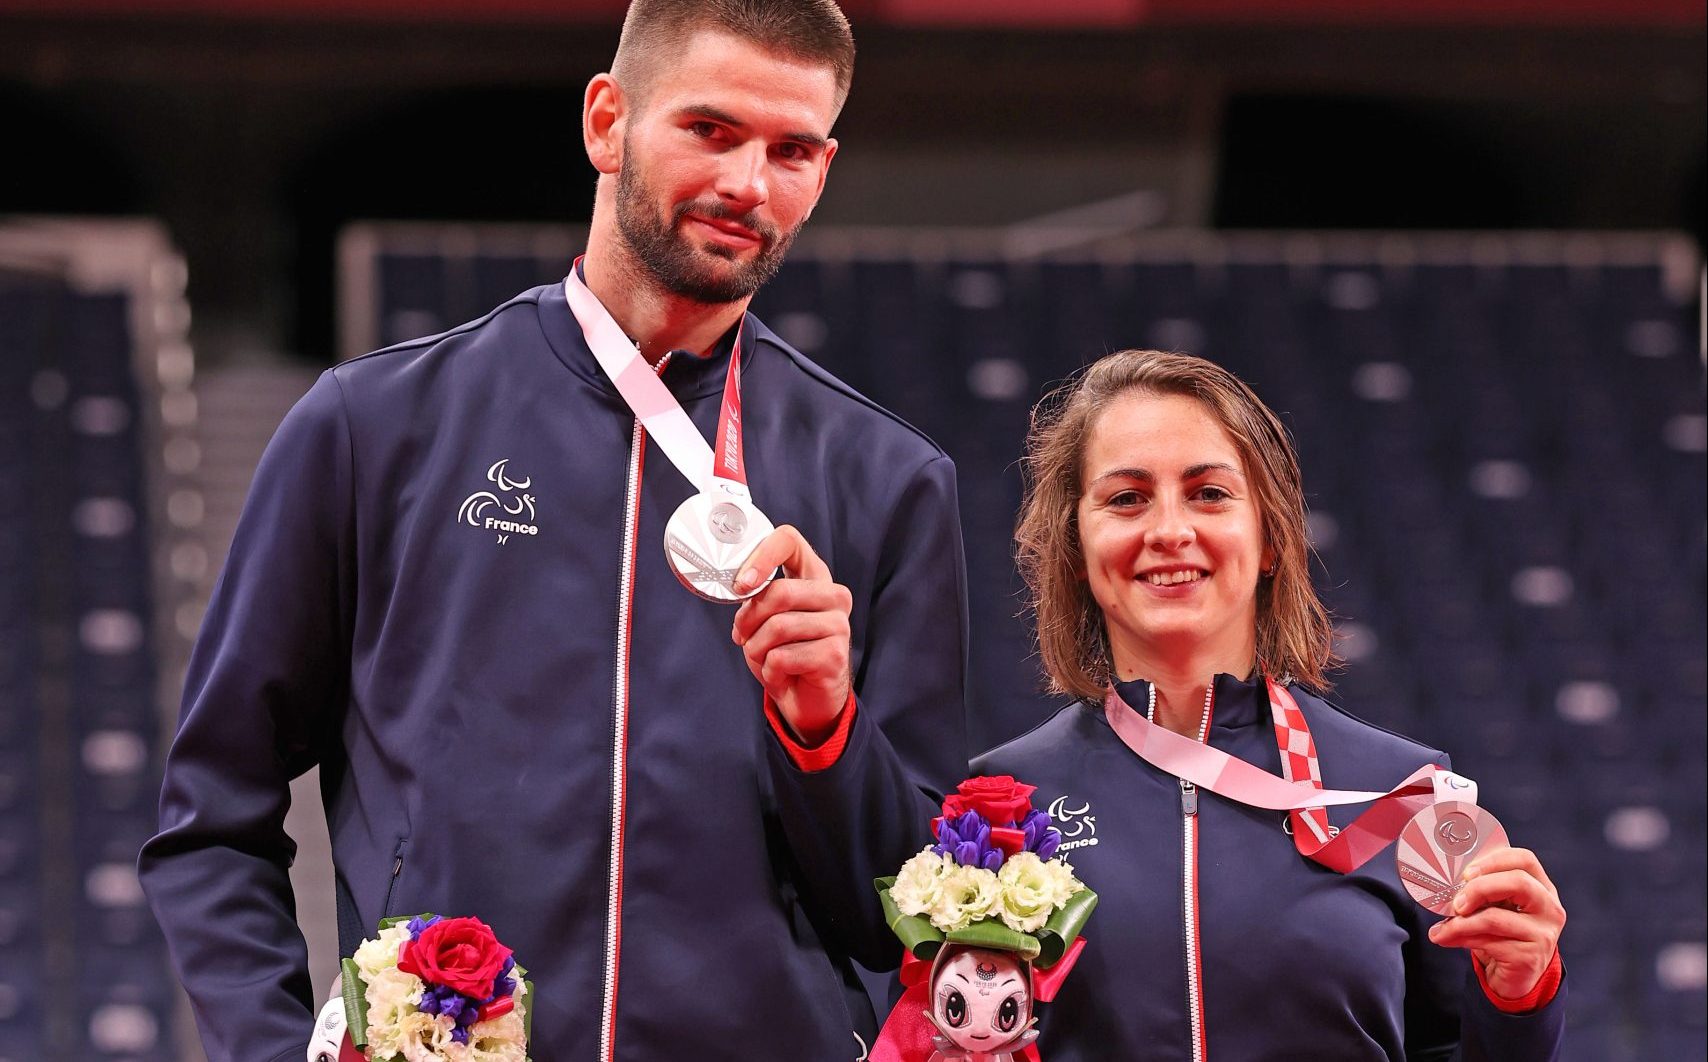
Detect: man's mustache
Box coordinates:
(671, 200, 778, 245)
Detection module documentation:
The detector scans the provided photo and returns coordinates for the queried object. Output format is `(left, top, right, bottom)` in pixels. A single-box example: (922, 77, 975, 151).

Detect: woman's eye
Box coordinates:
(1196, 486, 1231, 503)
(997, 995, 1021, 1032)
(1108, 490, 1141, 508)
(943, 990, 968, 1027)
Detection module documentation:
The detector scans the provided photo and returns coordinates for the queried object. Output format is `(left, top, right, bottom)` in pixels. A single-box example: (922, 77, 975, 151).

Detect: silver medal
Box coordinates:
(1396, 801, 1509, 914)
(663, 489, 776, 603)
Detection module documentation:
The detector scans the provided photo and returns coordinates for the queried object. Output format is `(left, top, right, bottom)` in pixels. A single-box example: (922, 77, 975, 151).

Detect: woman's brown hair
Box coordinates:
(1015, 349, 1338, 701)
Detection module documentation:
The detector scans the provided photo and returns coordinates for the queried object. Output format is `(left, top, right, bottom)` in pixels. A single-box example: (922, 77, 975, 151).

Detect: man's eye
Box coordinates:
(943, 990, 968, 1027)
(997, 995, 1022, 1032)
(775, 143, 807, 162)
(688, 121, 718, 138)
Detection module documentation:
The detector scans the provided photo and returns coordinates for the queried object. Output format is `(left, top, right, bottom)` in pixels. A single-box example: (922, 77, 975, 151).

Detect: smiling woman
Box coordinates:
(1016, 350, 1334, 714)
(1073, 390, 1275, 732)
(976, 348, 1570, 1061)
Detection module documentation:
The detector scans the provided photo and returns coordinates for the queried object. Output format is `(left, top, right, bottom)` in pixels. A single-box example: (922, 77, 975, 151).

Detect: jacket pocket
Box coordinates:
(382, 836, 409, 919)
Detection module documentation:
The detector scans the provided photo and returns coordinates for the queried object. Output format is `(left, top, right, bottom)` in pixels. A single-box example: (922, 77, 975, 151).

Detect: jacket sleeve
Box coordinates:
(137, 371, 357, 1062)
(1403, 753, 1568, 1062)
(763, 452, 969, 971)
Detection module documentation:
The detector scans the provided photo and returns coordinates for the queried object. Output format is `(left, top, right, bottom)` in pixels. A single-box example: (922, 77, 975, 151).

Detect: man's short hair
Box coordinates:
(611, 0, 854, 113)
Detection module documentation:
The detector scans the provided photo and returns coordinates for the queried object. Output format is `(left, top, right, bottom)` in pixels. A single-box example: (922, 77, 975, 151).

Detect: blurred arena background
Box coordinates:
(1, 1, 1703, 1059)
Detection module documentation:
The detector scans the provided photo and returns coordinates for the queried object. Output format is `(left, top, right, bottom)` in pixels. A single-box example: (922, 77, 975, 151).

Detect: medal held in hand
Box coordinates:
(1104, 680, 1516, 920)
(565, 262, 776, 602)
(664, 487, 775, 603)
(1396, 801, 1510, 915)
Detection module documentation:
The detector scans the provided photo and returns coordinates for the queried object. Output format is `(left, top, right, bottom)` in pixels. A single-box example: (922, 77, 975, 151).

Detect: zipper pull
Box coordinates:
(1180, 779, 1198, 816)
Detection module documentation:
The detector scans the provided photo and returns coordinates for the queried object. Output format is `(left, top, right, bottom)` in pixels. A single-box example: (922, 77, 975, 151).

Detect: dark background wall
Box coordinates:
(2, 11, 1702, 364)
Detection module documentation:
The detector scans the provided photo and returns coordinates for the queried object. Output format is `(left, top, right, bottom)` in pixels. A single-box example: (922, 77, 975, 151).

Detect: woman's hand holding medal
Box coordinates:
(730, 524, 854, 746)
(1427, 845, 1567, 1000)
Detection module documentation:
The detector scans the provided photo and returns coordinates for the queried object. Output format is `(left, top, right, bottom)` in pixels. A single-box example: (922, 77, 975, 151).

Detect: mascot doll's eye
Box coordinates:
(997, 995, 1022, 1032)
(943, 990, 969, 1027)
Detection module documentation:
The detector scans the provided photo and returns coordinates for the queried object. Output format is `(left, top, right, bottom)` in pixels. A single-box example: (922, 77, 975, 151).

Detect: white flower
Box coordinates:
(353, 923, 413, 981)
(396, 1009, 463, 1062)
(929, 864, 1001, 933)
(890, 848, 955, 918)
(995, 852, 1061, 933)
(361, 966, 425, 1051)
(465, 1005, 528, 1062)
(1038, 855, 1086, 907)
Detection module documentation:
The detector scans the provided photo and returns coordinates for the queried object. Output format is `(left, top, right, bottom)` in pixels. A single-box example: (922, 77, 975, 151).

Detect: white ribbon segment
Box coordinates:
(564, 269, 733, 497)
(1104, 694, 1478, 811)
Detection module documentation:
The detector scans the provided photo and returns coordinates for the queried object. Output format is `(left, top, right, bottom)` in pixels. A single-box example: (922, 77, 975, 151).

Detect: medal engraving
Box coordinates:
(1396, 801, 1508, 914)
(1434, 811, 1479, 857)
(707, 502, 747, 544)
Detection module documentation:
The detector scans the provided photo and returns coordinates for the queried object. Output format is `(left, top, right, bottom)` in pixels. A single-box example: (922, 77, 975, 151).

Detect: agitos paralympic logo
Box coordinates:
(1047, 795, 1098, 852)
(456, 459, 539, 544)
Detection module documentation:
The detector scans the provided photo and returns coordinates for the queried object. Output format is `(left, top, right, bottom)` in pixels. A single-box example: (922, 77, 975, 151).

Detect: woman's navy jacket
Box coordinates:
(976, 673, 1566, 1062)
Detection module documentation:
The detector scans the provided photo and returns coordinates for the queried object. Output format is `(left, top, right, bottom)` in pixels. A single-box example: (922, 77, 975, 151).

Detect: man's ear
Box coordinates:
(808, 137, 839, 208)
(584, 72, 626, 175)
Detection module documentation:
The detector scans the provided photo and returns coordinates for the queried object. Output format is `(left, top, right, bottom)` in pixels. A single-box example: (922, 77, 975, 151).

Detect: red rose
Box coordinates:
(397, 917, 513, 1000)
(940, 776, 1037, 827)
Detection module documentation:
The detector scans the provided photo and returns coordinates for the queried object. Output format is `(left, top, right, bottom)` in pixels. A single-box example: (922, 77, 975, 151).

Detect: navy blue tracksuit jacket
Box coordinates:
(138, 279, 969, 1062)
(976, 674, 1567, 1062)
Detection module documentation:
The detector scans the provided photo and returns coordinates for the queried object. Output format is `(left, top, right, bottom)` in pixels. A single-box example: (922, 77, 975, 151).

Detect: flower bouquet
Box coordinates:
(326, 914, 533, 1062)
(871, 776, 1097, 1062)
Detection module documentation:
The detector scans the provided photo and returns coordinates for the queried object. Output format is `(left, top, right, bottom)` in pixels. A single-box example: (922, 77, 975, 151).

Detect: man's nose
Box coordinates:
(714, 142, 768, 209)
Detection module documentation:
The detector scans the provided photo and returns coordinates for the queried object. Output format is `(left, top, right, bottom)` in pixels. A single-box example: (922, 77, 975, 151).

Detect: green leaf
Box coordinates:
(875, 876, 945, 961)
(340, 958, 370, 1048)
(945, 919, 1041, 961)
(1034, 888, 1099, 968)
(378, 912, 433, 931)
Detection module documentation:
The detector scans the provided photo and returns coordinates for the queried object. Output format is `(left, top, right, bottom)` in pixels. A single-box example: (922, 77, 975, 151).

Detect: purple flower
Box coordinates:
(405, 914, 443, 939)
(1019, 810, 1051, 847)
(1034, 828, 1062, 861)
(932, 809, 1007, 870)
(414, 968, 502, 1046)
(935, 820, 956, 851)
(492, 956, 517, 1000)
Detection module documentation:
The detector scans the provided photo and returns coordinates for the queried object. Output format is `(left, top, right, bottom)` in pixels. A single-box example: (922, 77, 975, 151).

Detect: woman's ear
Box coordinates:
(583, 73, 626, 175)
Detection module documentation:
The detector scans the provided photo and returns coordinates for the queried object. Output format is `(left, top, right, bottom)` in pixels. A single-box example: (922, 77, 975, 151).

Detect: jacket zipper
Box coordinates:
(382, 837, 408, 919)
(1181, 779, 1206, 1062)
(1175, 682, 1214, 1062)
(600, 351, 669, 1062)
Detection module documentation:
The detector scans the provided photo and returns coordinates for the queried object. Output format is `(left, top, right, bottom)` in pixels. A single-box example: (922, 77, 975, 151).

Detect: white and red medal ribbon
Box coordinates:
(1102, 677, 1480, 876)
(564, 259, 748, 499)
(564, 260, 776, 601)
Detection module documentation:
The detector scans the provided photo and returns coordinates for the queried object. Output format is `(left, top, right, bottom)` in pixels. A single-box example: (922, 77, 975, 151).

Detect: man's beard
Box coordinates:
(614, 148, 802, 305)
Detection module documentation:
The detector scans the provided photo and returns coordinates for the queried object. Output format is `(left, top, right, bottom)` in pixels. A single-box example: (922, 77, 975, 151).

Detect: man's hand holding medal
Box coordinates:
(729, 525, 854, 747)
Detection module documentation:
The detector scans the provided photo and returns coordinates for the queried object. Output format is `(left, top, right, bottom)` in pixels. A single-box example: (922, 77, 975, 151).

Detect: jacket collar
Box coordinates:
(1108, 670, 1272, 732)
(535, 264, 761, 402)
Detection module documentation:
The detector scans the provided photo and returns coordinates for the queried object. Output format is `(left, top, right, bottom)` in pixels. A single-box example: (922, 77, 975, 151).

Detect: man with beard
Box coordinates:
(138, 3, 968, 1060)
